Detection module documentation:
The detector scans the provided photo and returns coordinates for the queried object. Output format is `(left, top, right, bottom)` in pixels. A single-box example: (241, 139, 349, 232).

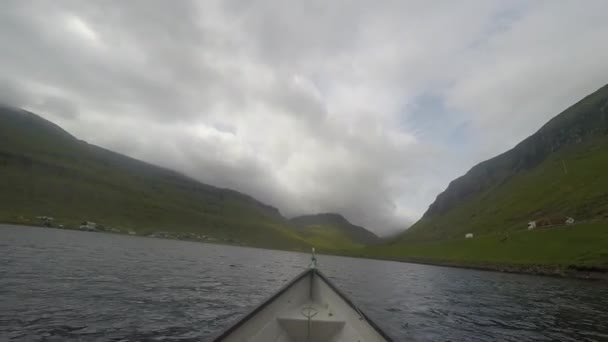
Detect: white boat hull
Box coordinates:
(213, 268, 392, 342)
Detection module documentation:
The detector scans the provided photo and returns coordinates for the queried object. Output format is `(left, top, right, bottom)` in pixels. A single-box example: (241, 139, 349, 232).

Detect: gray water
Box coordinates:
(1, 225, 607, 342)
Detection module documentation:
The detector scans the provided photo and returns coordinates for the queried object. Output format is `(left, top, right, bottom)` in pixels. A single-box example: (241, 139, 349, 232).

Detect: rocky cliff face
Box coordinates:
(423, 84, 608, 219)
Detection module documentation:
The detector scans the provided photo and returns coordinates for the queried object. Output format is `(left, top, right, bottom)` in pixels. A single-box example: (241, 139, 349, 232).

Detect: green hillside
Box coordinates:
(364, 223, 608, 272)
(290, 213, 379, 251)
(0, 106, 310, 250)
(372, 84, 608, 272)
(406, 84, 608, 240)
(406, 134, 608, 240)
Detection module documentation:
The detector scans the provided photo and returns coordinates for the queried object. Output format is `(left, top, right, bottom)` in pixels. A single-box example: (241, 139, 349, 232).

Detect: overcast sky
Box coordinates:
(1, 1, 608, 234)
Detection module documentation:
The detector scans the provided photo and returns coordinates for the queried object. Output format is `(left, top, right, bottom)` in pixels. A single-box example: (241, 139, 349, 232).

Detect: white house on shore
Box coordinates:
(79, 221, 97, 231)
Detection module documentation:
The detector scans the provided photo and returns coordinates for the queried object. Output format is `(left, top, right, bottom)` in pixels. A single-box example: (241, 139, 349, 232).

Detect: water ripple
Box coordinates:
(1, 225, 608, 341)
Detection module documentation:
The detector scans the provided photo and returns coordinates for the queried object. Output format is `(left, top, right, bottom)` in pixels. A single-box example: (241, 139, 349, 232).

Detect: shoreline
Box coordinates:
(347, 254, 608, 282)
(3, 223, 607, 282)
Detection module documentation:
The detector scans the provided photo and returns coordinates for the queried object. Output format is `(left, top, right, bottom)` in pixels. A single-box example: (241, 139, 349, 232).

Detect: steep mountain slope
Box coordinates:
(290, 213, 379, 249)
(0, 106, 309, 249)
(356, 85, 608, 275)
(405, 84, 608, 240)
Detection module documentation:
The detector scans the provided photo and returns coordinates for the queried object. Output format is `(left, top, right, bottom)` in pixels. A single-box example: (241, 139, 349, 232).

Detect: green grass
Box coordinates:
(405, 135, 608, 241)
(386, 135, 608, 271)
(382, 86, 608, 272)
(364, 223, 608, 268)
(295, 224, 365, 252)
(3, 104, 608, 273)
(0, 107, 317, 250)
(0, 107, 373, 252)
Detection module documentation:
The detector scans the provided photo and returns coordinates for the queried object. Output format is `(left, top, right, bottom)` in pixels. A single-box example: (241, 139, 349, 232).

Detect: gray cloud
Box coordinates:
(0, 79, 28, 107)
(1, 0, 607, 234)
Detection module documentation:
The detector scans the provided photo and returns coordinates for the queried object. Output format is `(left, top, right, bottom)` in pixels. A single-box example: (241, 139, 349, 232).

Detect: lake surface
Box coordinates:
(1, 225, 607, 342)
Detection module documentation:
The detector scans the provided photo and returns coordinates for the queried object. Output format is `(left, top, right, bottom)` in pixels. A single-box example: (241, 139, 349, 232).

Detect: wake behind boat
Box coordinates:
(213, 251, 392, 341)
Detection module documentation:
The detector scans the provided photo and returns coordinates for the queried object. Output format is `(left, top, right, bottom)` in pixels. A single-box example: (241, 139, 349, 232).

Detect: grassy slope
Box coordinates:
(406, 135, 608, 240)
(367, 86, 608, 271)
(289, 213, 379, 252)
(0, 107, 312, 250)
(362, 223, 608, 269)
(294, 224, 365, 251)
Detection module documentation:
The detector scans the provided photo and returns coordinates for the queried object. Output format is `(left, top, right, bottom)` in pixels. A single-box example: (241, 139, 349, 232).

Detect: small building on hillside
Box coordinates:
(79, 221, 97, 231)
(527, 214, 574, 230)
(465, 233, 474, 239)
(36, 216, 54, 221)
(37, 216, 55, 227)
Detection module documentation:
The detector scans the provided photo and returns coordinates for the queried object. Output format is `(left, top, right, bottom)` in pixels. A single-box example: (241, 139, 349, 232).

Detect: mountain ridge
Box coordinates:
(290, 213, 378, 245)
(359, 84, 608, 276)
(0, 105, 382, 252)
(423, 84, 608, 219)
(0, 105, 312, 249)
(404, 83, 608, 240)
(0, 105, 283, 218)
